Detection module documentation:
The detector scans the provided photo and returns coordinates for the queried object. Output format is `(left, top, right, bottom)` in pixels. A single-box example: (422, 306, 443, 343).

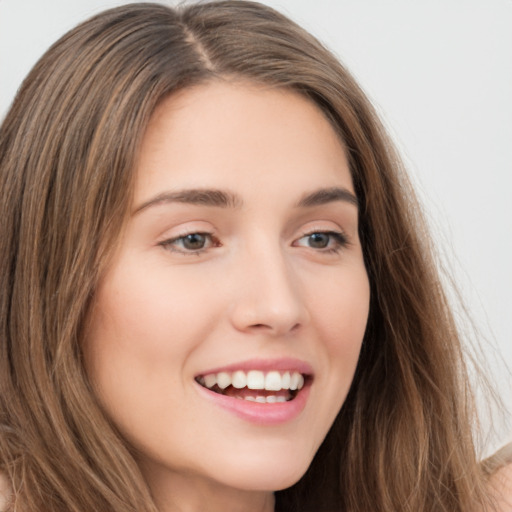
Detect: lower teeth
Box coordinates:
(240, 395, 288, 403)
(197, 381, 296, 402)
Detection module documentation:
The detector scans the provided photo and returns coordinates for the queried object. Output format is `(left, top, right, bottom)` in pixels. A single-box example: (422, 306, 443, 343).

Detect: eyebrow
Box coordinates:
(133, 186, 358, 214)
(295, 186, 358, 208)
(133, 188, 242, 214)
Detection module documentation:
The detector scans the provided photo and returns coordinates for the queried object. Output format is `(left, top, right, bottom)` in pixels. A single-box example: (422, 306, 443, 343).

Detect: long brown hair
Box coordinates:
(0, 2, 491, 510)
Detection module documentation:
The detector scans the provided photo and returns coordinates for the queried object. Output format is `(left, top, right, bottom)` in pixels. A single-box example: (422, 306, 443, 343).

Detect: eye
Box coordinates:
(294, 231, 348, 253)
(160, 232, 218, 254)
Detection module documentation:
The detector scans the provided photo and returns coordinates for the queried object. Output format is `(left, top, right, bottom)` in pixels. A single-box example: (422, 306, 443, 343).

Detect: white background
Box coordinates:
(1, 0, 511, 451)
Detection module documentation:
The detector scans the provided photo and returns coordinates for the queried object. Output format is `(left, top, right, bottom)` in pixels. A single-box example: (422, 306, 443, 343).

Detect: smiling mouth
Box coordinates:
(195, 370, 308, 403)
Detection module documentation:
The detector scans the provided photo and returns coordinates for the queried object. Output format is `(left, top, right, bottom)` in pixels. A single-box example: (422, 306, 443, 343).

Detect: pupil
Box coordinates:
(184, 233, 206, 250)
(309, 233, 329, 248)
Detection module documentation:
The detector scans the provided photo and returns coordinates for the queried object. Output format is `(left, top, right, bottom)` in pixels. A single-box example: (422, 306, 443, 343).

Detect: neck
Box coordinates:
(140, 463, 275, 512)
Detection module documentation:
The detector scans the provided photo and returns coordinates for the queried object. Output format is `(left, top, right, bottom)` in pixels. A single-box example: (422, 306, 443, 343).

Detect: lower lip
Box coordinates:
(195, 382, 311, 425)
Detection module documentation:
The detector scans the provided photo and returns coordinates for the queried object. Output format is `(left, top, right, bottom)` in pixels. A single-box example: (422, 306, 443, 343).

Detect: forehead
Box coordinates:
(135, 81, 353, 205)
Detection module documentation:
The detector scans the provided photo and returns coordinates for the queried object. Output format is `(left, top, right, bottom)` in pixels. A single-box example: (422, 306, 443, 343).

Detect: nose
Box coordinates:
(228, 243, 309, 337)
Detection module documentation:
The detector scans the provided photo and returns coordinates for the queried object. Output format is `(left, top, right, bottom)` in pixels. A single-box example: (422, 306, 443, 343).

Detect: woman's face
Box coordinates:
(84, 82, 370, 506)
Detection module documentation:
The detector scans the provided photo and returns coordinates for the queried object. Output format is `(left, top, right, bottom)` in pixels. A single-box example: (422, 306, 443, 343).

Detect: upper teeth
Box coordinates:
(200, 370, 305, 391)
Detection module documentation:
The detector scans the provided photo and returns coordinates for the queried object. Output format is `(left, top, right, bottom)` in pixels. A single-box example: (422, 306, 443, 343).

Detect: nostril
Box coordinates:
(229, 287, 308, 335)
(248, 322, 302, 334)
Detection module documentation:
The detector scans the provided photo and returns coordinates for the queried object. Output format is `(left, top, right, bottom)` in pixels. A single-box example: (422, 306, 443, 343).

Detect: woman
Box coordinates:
(0, 2, 510, 511)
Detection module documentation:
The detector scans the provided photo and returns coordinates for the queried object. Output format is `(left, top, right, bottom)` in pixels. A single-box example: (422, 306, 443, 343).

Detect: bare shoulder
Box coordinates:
(487, 444, 512, 511)
(0, 471, 9, 511)
(489, 463, 512, 511)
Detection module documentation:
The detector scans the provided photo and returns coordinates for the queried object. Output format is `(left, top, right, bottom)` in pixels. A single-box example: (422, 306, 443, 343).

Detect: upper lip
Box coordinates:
(195, 357, 314, 378)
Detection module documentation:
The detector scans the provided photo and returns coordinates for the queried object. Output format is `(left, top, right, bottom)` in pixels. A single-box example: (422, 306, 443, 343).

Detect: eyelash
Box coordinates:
(294, 230, 349, 254)
(159, 230, 349, 255)
(159, 232, 220, 256)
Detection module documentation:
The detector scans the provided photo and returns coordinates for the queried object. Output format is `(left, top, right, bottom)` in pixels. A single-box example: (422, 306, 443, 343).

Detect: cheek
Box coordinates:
(307, 265, 369, 404)
(85, 261, 217, 367)
(82, 256, 230, 427)
(81, 266, 207, 449)
(309, 265, 370, 353)
(291, 265, 369, 454)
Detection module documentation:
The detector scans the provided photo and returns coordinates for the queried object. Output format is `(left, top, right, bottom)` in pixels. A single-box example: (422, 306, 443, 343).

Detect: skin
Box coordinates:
(83, 81, 370, 512)
(0, 474, 8, 511)
(489, 463, 512, 511)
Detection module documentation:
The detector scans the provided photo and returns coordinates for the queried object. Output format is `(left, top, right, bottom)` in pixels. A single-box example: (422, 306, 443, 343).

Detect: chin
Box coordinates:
(209, 448, 314, 492)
